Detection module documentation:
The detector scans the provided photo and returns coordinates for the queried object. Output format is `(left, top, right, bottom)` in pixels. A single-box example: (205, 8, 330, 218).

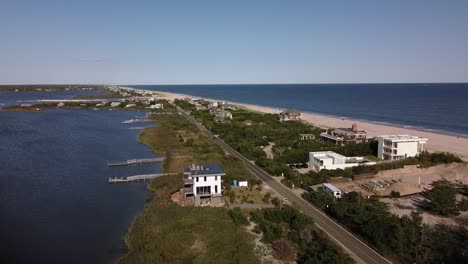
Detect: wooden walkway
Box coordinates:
(108, 173, 179, 183)
(107, 158, 165, 167)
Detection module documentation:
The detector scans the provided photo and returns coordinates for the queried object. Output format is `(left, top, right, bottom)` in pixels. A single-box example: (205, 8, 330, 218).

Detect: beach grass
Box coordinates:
(118, 175, 259, 264)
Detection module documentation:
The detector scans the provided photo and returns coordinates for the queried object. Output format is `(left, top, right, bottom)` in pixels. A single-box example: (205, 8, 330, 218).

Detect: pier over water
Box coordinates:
(108, 173, 179, 183)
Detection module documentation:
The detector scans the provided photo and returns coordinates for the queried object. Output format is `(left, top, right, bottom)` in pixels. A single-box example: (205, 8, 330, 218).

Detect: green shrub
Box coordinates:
(228, 208, 249, 225)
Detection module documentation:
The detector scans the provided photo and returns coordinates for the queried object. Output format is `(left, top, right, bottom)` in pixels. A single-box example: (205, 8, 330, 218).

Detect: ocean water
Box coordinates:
(0, 92, 160, 263)
(130, 83, 468, 137)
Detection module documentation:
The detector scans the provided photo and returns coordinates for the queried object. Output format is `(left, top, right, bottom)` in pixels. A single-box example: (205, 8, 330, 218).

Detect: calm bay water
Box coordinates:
(0, 92, 160, 263)
(131, 83, 468, 137)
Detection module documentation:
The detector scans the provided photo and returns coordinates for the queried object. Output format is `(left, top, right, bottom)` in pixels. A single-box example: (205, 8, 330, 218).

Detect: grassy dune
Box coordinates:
(119, 112, 259, 263)
(118, 175, 259, 264)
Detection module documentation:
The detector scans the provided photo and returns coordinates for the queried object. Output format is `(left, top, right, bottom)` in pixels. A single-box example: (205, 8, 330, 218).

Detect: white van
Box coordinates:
(322, 183, 342, 199)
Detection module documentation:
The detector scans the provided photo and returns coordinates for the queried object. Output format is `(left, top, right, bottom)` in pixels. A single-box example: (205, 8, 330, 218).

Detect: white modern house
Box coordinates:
(183, 164, 225, 206)
(376, 135, 428, 161)
(308, 151, 376, 172)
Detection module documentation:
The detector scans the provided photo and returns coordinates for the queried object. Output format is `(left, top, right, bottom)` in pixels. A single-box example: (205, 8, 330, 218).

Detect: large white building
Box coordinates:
(376, 135, 428, 161)
(183, 164, 225, 206)
(308, 151, 376, 172)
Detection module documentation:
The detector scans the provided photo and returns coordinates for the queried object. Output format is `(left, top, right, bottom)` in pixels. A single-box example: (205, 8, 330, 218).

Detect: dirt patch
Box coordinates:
(333, 163, 468, 197)
(381, 195, 468, 227)
(263, 142, 275, 160)
(190, 237, 206, 253)
(245, 222, 284, 264)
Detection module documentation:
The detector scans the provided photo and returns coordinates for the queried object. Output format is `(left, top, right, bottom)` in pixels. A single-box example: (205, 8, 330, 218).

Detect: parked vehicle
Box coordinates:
(322, 183, 342, 199)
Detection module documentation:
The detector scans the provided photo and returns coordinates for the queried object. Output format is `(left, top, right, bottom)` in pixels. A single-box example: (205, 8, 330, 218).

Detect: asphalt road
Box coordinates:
(178, 107, 391, 264)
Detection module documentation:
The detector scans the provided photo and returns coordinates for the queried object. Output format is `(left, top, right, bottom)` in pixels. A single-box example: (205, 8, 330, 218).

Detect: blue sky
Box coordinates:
(1, 0, 467, 84)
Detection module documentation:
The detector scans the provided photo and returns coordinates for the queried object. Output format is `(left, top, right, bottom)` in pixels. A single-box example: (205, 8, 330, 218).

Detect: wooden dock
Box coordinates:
(108, 158, 165, 167)
(108, 173, 179, 183)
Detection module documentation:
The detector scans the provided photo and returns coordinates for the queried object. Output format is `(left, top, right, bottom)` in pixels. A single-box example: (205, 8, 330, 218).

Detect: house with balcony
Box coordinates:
(376, 135, 428, 161)
(320, 123, 367, 145)
(279, 109, 301, 122)
(183, 164, 225, 206)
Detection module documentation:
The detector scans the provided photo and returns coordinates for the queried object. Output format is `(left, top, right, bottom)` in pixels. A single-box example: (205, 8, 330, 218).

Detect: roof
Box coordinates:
(183, 164, 225, 176)
(280, 109, 301, 115)
(377, 134, 428, 141)
(311, 151, 346, 160)
(333, 128, 367, 134)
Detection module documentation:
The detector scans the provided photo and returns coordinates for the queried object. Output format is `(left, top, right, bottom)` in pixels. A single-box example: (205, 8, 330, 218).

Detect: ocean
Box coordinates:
(130, 83, 468, 137)
(0, 91, 160, 263)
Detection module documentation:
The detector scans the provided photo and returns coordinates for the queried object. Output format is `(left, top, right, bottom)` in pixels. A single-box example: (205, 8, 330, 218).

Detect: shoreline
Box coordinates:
(131, 87, 468, 161)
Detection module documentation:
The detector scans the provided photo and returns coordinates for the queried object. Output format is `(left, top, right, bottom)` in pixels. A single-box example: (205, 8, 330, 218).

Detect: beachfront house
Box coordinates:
(320, 123, 367, 145)
(212, 109, 232, 123)
(376, 135, 428, 161)
(299, 134, 315, 140)
(279, 109, 301, 122)
(308, 151, 376, 172)
(183, 164, 225, 206)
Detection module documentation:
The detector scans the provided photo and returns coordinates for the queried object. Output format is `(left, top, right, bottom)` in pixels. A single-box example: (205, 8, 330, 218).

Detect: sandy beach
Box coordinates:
(146, 89, 468, 161)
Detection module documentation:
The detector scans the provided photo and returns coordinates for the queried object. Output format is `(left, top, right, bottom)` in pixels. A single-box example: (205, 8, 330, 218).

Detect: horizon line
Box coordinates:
(1, 81, 468, 86)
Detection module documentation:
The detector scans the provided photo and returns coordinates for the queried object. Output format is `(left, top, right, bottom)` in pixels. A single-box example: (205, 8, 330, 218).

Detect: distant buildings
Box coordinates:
(110, 102, 121, 107)
(376, 135, 428, 161)
(211, 109, 232, 123)
(195, 105, 208, 111)
(308, 151, 376, 172)
(299, 133, 315, 140)
(183, 164, 225, 206)
(279, 109, 301, 122)
(149, 103, 164, 109)
(320, 123, 367, 145)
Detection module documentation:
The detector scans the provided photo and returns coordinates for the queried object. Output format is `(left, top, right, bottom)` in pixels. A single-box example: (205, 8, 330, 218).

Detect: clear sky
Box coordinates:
(1, 0, 468, 84)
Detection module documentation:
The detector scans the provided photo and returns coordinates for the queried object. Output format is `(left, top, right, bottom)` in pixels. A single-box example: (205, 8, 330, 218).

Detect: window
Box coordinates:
(215, 176, 217, 181)
(196, 177, 199, 182)
(196, 186, 211, 195)
(215, 185, 218, 193)
(204, 176, 207, 181)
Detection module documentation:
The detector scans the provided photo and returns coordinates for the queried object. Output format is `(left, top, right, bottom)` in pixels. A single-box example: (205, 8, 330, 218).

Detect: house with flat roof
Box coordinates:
(279, 109, 301, 122)
(320, 123, 367, 145)
(183, 164, 225, 206)
(376, 135, 428, 161)
(308, 151, 376, 172)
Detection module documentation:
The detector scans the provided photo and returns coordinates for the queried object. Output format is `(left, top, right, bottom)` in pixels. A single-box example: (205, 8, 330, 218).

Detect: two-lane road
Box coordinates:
(178, 107, 391, 264)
